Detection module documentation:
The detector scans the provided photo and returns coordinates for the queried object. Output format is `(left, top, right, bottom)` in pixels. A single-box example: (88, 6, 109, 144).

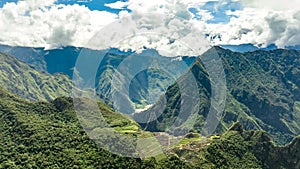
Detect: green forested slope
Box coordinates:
(170, 122, 300, 169)
(0, 87, 149, 168)
(0, 52, 72, 101)
(0, 46, 195, 111)
(136, 47, 300, 145)
(0, 87, 299, 168)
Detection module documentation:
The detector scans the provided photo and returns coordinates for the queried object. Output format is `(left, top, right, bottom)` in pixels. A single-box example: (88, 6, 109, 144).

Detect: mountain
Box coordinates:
(0, 45, 196, 112)
(0, 87, 151, 168)
(0, 45, 81, 75)
(0, 44, 47, 71)
(0, 87, 299, 168)
(3, 44, 300, 145)
(135, 47, 300, 145)
(0, 52, 72, 101)
(169, 122, 300, 169)
(221, 44, 278, 52)
(93, 49, 196, 113)
(221, 44, 300, 53)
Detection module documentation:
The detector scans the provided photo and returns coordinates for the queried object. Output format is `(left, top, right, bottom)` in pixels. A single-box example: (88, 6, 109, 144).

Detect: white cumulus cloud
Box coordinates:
(0, 0, 118, 49)
(0, 0, 300, 53)
(95, 0, 300, 49)
(206, 5, 300, 48)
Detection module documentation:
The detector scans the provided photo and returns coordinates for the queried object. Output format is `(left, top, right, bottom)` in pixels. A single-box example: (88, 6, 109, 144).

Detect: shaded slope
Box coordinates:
(94, 50, 196, 113)
(220, 47, 300, 143)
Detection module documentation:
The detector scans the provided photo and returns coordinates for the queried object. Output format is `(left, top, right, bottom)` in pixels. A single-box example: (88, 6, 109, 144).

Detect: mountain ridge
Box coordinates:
(136, 46, 300, 145)
(0, 52, 72, 101)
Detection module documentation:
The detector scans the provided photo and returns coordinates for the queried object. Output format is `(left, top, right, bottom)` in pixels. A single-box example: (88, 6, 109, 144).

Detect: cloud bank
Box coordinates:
(0, 0, 299, 54)
(206, 4, 300, 48)
(0, 0, 118, 49)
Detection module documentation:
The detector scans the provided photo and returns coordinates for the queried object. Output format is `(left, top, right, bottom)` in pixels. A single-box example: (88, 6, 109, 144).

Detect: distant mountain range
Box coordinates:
(221, 44, 300, 52)
(221, 44, 278, 52)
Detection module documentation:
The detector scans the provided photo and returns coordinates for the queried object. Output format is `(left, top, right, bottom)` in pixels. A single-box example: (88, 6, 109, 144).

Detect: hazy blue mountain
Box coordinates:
(0, 44, 47, 71)
(221, 43, 300, 53)
(221, 44, 278, 52)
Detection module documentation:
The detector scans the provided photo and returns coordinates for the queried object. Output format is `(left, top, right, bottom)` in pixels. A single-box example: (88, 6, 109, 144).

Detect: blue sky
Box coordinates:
(0, 0, 129, 13)
(200, 1, 242, 23)
(0, 0, 17, 7)
(55, 0, 128, 13)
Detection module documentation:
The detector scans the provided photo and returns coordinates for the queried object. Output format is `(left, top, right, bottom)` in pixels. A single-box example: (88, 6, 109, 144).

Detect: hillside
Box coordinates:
(169, 122, 300, 169)
(4, 45, 298, 145)
(135, 47, 300, 145)
(0, 45, 47, 71)
(0, 52, 72, 101)
(0, 87, 151, 168)
(0, 87, 299, 168)
(0, 46, 195, 111)
(94, 49, 196, 112)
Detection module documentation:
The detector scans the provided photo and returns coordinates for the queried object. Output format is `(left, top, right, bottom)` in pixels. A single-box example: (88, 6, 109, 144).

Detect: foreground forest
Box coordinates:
(0, 87, 299, 168)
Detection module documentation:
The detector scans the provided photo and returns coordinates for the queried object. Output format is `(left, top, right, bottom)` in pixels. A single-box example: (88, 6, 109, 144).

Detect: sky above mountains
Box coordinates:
(0, 0, 299, 55)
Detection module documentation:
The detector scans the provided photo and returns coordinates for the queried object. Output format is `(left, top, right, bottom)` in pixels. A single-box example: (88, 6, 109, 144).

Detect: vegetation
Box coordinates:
(94, 50, 196, 113)
(0, 87, 299, 168)
(0, 87, 151, 168)
(1, 46, 300, 168)
(169, 122, 300, 169)
(137, 47, 300, 145)
(0, 52, 72, 101)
